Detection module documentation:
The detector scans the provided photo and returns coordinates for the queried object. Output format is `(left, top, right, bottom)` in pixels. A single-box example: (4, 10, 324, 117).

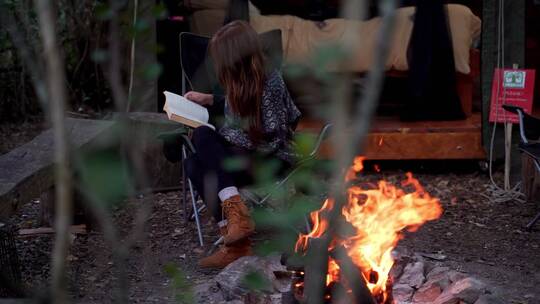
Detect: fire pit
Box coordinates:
(194, 157, 503, 304)
(292, 156, 442, 303)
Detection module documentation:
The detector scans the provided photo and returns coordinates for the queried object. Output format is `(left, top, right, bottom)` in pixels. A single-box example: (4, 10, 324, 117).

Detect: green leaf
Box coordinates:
(242, 270, 272, 292)
(283, 64, 310, 79)
(96, 3, 113, 20)
(252, 198, 313, 230)
(78, 149, 132, 208)
(253, 158, 281, 185)
(164, 263, 194, 303)
(133, 19, 150, 33)
(91, 49, 108, 63)
(254, 234, 301, 256)
(293, 132, 317, 157)
(152, 3, 168, 19)
(143, 63, 163, 79)
(223, 156, 249, 171)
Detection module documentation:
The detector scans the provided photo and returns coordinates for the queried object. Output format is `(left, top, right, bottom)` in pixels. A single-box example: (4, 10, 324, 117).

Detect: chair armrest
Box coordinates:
(502, 104, 523, 115)
(308, 123, 333, 158)
(502, 104, 540, 144)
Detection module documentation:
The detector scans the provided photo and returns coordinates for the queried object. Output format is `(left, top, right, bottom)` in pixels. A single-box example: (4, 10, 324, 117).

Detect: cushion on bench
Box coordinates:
(189, 4, 480, 74)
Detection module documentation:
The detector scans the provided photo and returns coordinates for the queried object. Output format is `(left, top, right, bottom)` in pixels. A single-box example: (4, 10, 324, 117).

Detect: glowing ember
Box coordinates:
(295, 157, 443, 302)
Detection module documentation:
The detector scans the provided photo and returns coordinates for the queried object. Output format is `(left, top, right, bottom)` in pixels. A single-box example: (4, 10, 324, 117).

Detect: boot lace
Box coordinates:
(222, 201, 241, 223)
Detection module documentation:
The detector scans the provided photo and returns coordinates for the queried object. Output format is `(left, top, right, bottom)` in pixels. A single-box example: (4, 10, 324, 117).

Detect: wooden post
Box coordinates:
(482, 0, 525, 181)
(504, 123, 512, 190)
(503, 63, 519, 190)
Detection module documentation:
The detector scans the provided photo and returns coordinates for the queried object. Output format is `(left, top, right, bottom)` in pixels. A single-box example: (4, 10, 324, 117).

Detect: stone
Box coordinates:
(389, 262, 405, 281)
(433, 277, 487, 304)
(424, 272, 452, 290)
(398, 261, 425, 288)
(474, 294, 505, 304)
(412, 282, 442, 303)
(244, 292, 282, 304)
(214, 255, 289, 300)
(393, 283, 415, 303)
(448, 270, 468, 283)
(426, 267, 451, 280)
(194, 281, 225, 304)
(420, 252, 447, 261)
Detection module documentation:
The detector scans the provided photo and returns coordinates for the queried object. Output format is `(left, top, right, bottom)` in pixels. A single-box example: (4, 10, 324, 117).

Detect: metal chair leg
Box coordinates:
(181, 146, 188, 223)
(526, 211, 540, 231)
(183, 145, 204, 246)
(187, 177, 204, 247)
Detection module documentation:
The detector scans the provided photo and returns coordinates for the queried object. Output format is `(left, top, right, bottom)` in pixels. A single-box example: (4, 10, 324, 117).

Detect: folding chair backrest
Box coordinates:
(179, 32, 216, 94)
(179, 29, 283, 94)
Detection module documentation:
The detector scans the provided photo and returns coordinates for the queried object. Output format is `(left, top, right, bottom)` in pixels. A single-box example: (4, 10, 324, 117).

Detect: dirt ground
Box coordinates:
(2, 122, 540, 303)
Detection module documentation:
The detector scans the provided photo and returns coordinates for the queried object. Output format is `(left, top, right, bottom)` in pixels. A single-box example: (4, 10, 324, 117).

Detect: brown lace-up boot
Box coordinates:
(198, 224, 252, 268)
(222, 195, 255, 245)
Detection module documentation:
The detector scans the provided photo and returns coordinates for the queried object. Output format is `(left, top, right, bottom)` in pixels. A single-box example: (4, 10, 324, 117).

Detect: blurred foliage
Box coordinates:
(0, 0, 110, 121)
(242, 270, 272, 292)
(0, 0, 167, 122)
(78, 147, 133, 209)
(164, 263, 194, 304)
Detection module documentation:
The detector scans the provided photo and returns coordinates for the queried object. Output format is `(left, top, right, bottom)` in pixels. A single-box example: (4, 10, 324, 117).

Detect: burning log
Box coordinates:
(330, 245, 376, 304)
(292, 157, 442, 304)
(304, 237, 331, 304)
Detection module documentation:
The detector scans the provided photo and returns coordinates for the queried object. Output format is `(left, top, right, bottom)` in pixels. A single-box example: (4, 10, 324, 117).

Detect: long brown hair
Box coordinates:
(209, 20, 266, 142)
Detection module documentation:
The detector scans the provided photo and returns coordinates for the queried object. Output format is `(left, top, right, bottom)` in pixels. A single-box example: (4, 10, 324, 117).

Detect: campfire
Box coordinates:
(293, 157, 443, 303)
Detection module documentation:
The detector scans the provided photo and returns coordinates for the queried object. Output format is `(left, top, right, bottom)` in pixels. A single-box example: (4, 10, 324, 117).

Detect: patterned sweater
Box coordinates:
(215, 70, 301, 163)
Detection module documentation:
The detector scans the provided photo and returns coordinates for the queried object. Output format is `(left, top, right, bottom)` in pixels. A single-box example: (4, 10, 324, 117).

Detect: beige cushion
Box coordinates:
(251, 4, 480, 74)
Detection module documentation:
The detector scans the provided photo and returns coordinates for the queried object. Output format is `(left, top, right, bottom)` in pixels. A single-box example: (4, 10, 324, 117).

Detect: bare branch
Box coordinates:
(303, 0, 398, 302)
(34, 1, 73, 303)
(106, 0, 129, 113)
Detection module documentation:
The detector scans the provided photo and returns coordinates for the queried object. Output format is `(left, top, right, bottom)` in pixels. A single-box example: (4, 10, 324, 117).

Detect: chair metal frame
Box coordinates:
(502, 104, 540, 230)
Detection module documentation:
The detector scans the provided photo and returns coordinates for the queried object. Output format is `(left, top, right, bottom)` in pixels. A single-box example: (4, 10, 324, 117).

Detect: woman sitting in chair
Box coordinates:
(183, 20, 301, 268)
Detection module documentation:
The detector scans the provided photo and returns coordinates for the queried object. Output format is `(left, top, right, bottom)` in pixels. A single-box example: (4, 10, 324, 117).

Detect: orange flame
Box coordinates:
(345, 156, 366, 182)
(295, 157, 442, 301)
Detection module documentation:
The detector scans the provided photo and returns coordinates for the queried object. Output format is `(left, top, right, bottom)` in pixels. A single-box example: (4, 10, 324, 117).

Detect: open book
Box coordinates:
(163, 91, 215, 130)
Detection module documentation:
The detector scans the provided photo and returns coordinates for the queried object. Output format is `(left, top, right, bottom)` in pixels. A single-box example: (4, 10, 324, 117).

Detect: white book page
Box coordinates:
(163, 91, 209, 123)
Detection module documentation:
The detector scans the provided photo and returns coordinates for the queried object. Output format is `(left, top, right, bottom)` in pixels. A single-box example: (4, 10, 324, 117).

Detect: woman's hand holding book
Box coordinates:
(184, 91, 214, 106)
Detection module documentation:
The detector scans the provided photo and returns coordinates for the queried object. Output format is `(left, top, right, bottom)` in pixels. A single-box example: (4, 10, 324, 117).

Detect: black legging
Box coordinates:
(184, 126, 254, 221)
(184, 126, 290, 221)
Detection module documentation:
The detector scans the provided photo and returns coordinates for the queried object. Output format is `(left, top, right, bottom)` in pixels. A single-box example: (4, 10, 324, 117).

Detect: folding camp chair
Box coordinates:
(172, 30, 331, 247)
(502, 104, 540, 231)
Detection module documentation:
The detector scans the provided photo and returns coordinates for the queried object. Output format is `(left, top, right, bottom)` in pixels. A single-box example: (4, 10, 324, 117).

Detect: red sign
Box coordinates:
(489, 68, 535, 123)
